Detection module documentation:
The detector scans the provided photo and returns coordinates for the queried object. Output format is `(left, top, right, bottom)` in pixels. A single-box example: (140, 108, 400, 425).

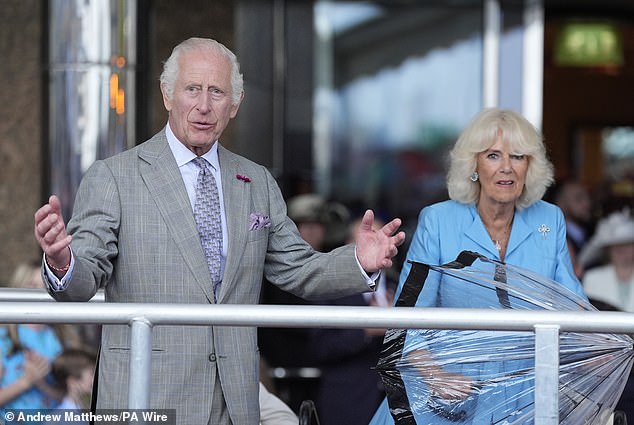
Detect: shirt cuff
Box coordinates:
(354, 247, 381, 290)
(42, 251, 75, 291)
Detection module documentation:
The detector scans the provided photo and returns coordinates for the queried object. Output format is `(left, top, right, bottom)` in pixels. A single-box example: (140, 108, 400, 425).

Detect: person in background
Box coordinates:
(579, 208, 634, 422)
(50, 348, 96, 411)
(8, 263, 91, 351)
(0, 263, 86, 410)
(553, 179, 594, 277)
(34, 37, 405, 425)
(259, 382, 298, 425)
(0, 324, 63, 409)
(8, 261, 48, 289)
(580, 208, 634, 313)
(258, 194, 329, 411)
(288, 194, 330, 251)
(308, 214, 396, 425)
(369, 107, 587, 424)
(258, 193, 350, 412)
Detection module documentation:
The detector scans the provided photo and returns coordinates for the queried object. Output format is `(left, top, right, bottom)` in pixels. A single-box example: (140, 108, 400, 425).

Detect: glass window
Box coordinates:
(314, 1, 484, 223)
(499, 7, 524, 112)
(313, 1, 535, 225)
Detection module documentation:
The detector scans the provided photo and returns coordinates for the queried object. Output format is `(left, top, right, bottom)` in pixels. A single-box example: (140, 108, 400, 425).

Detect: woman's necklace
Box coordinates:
(490, 221, 512, 252)
(478, 206, 514, 253)
(494, 239, 503, 252)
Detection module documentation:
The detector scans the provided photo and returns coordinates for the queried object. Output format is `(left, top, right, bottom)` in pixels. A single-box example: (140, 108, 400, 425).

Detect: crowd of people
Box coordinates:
(1, 34, 631, 425)
(0, 263, 98, 421)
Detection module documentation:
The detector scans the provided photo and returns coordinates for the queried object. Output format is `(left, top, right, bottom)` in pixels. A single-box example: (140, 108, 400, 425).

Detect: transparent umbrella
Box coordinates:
(375, 251, 634, 425)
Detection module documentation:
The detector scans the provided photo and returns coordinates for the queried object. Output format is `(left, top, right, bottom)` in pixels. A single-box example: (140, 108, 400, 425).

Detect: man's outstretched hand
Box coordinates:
(34, 195, 72, 274)
(355, 209, 405, 273)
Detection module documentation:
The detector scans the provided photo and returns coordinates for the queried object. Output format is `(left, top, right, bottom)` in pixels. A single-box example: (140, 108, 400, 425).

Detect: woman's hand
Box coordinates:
(424, 367, 474, 401)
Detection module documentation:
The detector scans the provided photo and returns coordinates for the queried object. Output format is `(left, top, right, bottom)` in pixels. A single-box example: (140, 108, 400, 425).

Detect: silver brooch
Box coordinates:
(538, 224, 550, 239)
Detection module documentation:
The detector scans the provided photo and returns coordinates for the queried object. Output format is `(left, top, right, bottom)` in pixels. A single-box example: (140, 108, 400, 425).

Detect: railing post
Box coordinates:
(534, 324, 560, 425)
(128, 318, 153, 409)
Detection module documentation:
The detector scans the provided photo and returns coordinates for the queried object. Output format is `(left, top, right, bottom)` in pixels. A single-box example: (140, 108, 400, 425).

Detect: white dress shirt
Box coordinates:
(165, 123, 228, 258)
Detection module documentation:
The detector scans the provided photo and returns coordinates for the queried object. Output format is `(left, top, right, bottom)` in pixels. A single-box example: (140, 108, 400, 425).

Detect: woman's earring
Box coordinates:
(470, 171, 479, 182)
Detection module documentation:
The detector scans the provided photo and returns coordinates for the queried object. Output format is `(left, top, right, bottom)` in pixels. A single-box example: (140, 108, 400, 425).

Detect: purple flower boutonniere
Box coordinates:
(249, 213, 272, 231)
(236, 174, 251, 183)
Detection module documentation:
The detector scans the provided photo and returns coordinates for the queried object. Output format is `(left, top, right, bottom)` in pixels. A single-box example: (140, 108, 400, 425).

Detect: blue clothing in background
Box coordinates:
(369, 200, 588, 425)
(0, 325, 62, 410)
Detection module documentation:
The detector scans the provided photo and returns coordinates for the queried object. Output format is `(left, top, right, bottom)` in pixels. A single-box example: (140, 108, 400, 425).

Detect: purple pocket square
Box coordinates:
(249, 213, 271, 231)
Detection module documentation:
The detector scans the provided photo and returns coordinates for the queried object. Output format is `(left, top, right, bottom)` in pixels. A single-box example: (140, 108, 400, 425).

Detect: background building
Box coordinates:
(1, 0, 632, 284)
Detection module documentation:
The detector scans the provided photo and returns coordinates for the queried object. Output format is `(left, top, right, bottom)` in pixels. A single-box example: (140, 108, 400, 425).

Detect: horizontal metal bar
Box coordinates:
(0, 289, 623, 425)
(0, 301, 633, 333)
(0, 287, 105, 302)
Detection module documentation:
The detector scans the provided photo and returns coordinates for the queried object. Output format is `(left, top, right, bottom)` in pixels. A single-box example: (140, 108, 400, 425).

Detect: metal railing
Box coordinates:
(2, 288, 634, 425)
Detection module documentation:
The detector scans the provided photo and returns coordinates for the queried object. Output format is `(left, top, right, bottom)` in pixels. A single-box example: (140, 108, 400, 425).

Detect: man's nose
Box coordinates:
(196, 91, 212, 112)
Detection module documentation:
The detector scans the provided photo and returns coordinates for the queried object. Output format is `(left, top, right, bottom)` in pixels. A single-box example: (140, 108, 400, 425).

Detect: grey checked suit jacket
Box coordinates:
(45, 129, 370, 425)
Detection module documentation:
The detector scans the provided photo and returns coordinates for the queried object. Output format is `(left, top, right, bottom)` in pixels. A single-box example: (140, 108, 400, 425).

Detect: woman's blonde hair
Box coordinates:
(8, 261, 42, 289)
(447, 108, 554, 210)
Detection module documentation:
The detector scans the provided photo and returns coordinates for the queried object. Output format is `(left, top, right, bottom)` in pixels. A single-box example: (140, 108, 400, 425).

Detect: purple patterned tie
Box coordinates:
(192, 157, 222, 301)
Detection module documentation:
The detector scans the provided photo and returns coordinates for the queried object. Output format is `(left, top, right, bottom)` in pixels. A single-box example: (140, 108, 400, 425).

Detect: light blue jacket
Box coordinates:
(395, 199, 586, 304)
(370, 200, 588, 425)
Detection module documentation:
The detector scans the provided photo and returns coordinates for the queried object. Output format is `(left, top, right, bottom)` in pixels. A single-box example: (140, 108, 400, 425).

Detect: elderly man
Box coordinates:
(34, 37, 405, 425)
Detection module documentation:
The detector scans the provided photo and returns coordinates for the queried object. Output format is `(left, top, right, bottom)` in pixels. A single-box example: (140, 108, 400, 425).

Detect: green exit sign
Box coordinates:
(555, 22, 624, 67)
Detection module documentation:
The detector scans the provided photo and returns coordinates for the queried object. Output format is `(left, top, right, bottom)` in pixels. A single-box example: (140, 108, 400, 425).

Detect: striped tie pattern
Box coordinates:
(192, 157, 222, 301)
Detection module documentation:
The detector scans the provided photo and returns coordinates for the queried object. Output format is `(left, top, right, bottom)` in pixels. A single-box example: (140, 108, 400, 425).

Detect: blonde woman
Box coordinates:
(370, 108, 587, 425)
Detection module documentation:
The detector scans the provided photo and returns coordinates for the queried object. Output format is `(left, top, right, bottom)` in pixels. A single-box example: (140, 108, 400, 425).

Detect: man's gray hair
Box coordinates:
(159, 37, 244, 105)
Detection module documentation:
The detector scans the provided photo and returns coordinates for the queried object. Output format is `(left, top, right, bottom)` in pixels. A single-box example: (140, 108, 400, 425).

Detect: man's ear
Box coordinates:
(230, 91, 245, 119)
(160, 84, 172, 112)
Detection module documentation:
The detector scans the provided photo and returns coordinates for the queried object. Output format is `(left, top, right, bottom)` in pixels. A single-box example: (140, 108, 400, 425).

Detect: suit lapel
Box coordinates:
(217, 145, 251, 302)
(138, 132, 215, 303)
(506, 210, 532, 258)
(464, 206, 498, 258)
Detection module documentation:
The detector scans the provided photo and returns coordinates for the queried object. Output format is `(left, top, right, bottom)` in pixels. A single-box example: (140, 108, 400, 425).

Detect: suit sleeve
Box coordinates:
(48, 160, 120, 302)
(260, 169, 368, 300)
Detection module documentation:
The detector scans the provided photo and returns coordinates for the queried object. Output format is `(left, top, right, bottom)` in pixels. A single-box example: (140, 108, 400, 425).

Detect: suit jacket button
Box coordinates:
(208, 353, 217, 362)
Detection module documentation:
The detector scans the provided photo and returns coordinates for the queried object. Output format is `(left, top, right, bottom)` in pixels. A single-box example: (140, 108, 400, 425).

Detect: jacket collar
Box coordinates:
(464, 204, 533, 259)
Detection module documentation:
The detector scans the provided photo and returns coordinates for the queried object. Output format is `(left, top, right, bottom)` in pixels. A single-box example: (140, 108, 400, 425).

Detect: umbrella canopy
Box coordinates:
(375, 251, 634, 424)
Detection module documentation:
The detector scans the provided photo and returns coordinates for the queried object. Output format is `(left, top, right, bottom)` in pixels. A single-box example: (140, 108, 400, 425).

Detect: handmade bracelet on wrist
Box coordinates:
(48, 260, 70, 273)
(46, 251, 71, 273)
